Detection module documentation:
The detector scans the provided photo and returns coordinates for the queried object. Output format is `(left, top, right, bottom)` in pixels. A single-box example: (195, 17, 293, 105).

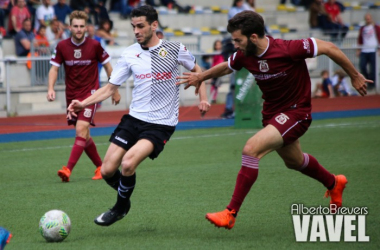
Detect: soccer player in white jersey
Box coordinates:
(67, 5, 210, 226)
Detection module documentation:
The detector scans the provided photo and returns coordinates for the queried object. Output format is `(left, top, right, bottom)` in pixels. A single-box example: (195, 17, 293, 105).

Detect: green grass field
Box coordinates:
(1, 116, 379, 249)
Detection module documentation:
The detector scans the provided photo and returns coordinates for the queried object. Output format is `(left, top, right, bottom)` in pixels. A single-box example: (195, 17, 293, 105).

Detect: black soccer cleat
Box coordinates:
(94, 200, 131, 226)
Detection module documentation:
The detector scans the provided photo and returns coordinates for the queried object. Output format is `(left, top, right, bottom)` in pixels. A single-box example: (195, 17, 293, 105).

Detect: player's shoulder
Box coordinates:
(120, 43, 143, 57)
(160, 40, 182, 50)
(85, 37, 101, 46)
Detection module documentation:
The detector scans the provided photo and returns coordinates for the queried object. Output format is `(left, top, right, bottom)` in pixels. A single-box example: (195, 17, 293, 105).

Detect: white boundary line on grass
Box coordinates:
(1, 120, 379, 153)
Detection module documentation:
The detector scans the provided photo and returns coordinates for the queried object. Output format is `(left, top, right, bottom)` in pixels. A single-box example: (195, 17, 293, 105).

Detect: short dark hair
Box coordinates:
(227, 11, 265, 38)
(131, 5, 158, 24)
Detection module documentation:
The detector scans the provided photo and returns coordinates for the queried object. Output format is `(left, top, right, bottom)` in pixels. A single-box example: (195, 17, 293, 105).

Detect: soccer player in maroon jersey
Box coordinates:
(47, 10, 121, 182)
(177, 11, 372, 229)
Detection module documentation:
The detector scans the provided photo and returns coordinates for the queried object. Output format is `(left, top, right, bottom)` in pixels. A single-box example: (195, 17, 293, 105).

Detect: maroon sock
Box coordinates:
(227, 155, 259, 212)
(66, 137, 86, 171)
(299, 153, 335, 189)
(84, 138, 102, 167)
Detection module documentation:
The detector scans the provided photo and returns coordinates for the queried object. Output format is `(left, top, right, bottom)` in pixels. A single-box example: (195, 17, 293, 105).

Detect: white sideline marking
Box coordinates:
(1, 121, 379, 153)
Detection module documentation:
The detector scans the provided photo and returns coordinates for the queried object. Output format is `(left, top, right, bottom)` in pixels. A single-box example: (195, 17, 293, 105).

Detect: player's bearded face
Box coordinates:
(244, 39, 258, 56)
(70, 19, 86, 42)
(139, 27, 153, 46)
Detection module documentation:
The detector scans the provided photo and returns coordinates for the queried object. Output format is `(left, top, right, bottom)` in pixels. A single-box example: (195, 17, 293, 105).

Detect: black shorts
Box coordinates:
(109, 114, 176, 159)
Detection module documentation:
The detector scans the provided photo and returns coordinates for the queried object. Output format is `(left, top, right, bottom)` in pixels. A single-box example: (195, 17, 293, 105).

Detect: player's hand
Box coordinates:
(198, 100, 211, 117)
(66, 100, 84, 119)
(176, 72, 202, 94)
(112, 91, 121, 105)
(351, 73, 371, 96)
(47, 89, 55, 102)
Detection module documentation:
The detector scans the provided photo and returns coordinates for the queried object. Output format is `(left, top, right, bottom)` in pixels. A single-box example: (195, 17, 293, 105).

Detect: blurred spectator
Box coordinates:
(94, 0, 111, 25)
(70, 0, 92, 11)
(46, 18, 68, 43)
(87, 23, 106, 88)
(309, 0, 327, 28)
(228, 0, 245, 20)
(96, 19, 115, 45)
(332, 69, 354, 96)
(87, 23, 105, 47)
(120, 0, 139, 19)
(53, 0, 72, 24)
(34, 24, 49, 47)
(242, 0, 255, 11)
(26, 0, 39, 29)
(35, 0, 55, 32)
(324, 0, 348, 39)
(312, 70, 334, 98)
(159, 0, 190, 13)
(8, 0, 31, 36)
(0, 0, 13, 32)
(14, 17, 34, 56)
(357, 13, 379, 90)
(156, 29, 163, 39)
(210, 40, 224, 104)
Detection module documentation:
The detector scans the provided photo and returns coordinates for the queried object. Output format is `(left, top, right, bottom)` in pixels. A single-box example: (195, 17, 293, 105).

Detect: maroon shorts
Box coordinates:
(66, 102, 98, 126)
(263, 110, 312, 146)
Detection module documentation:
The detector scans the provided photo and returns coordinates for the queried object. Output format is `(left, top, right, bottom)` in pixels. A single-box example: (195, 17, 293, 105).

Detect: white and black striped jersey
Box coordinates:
(109, 39, 196, 126)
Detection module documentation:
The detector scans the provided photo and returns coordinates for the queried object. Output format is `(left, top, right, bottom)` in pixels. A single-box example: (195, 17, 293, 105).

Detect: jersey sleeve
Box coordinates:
(95, 41, 111, 65)
(177, 43, 196, 71)
(50, 42, 63, 67)
(288, 38, 318, 61)
(228, 51, 244, 71)
(109, 55, 132, 86)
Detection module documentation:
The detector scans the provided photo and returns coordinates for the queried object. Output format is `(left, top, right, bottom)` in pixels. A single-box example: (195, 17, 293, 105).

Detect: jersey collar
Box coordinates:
(140, 39, 163, 51)
(257, 37, 270, 58)
(71, 37, 86, 47)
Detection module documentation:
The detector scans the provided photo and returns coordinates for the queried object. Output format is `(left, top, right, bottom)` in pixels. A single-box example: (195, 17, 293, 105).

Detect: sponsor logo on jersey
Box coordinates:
(275, 113, 289, 125)
(65, 60, 91, 66)
(84, 108, 92, 118)
(158, 48, 168, 58)
(302, 39, 310, 54)
(74, 49, 82, 59)
(102, 50, 108, 58)
(136, 52, 142, 58)
(135, 72, 172, 80)
(51, 49, 57, 59)
(258, 60, 269, 72)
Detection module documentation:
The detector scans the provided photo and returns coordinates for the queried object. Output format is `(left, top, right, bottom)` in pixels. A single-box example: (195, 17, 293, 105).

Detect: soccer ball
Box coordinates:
(39, 210, 71, 242)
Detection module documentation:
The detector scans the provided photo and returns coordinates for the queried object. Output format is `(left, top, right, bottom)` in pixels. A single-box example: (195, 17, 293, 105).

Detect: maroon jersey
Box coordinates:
(229, 36, 317, 120)
(50, 38, 111, 101)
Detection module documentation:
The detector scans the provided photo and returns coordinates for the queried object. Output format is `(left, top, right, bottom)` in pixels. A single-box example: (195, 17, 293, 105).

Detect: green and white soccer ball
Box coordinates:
(39, 210, 71, 242)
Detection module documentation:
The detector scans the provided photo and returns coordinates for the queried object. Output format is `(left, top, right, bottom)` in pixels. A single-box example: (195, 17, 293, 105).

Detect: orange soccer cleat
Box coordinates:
(324, 175, 348, 212)
(92, 166, 103, 180)
(205, 209, 236, 230)
(57, 166, 71, 182)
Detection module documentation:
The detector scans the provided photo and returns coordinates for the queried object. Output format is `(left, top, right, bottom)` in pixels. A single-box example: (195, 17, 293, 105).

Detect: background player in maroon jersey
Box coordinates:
(47, 10, 121, 182)
(177, 10, 371, 229)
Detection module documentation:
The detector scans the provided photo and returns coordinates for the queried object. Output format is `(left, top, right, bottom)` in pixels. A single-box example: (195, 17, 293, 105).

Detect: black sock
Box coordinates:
(115, 173, 136, 211)
(104, 170, 121, 191)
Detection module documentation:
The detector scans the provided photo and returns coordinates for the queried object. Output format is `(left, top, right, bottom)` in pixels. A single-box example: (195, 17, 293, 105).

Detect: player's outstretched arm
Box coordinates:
(191, 64, 211, 116)
(315, 38, 372, 96)
(67, 83, 119, 119)
(176, 62, 232, 94)
(47, 65, 59, 101)
(103, 62, 121, 105)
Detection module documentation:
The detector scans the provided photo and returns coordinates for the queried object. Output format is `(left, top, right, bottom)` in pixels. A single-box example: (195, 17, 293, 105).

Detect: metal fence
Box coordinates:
(30, 41, 66, 86)
(0, 36, 379, 116)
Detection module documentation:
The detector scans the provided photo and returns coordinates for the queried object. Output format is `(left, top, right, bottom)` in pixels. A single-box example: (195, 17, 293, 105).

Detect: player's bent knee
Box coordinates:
(120, 160, 136, 175)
